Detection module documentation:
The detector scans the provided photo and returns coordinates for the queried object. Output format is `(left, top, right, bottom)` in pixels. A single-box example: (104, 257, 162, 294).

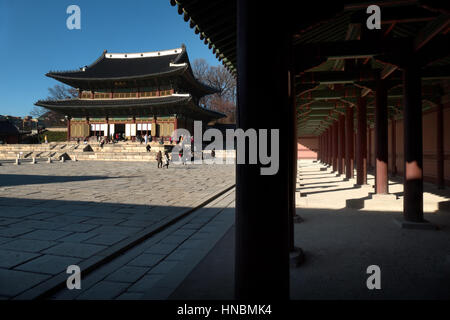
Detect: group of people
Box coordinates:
(137, 133, 152, 144)
(156, 150, 170, 169)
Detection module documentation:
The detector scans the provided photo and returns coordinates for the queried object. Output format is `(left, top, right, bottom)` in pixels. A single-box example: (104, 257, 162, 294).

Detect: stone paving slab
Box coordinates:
(0, 249, 40, 269)
(21, 230, 73, 241)
(50, 188, 236, 300)
(0, 269, 50, 297)
(105, 266, 149, 283)
(42, 242, 107, 258)
(76, 281, 130, 300)
(15, 255, 81, 275)
(84, 234, 129, 246)
(0, 239, 57, 253)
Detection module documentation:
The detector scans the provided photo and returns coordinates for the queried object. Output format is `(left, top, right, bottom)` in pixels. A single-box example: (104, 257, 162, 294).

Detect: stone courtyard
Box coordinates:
(0, 160, 235, 299)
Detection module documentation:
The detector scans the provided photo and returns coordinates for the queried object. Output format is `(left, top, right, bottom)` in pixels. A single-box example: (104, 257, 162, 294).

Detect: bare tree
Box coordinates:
(30, 84, 77, 124)
(192, 58, 210, 81)
(192, 59, 236, 124)
(47, 84, 78, 101)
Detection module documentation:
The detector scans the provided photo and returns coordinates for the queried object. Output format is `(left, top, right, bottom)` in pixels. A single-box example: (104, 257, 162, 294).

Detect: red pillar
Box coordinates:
(326, 128, 331, 165)
(327, 127, 330, 165)
(356, 97, 367, 185)
(437, 102, 445, 189)
(375, 79, 389, 194)
(338, 114, 345, 175)
(345, 106, 354, 179)
(318, 134, 321, 162)
(325, 130, 329, 165)
(403, 61, 423, 222)
(332, 121, 338, 172)
(321, 134, 324, 162)
(391, 118, 397, 176)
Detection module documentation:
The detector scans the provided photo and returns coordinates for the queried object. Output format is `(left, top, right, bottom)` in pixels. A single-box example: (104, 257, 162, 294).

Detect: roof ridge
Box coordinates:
(105, 47, 183, 59)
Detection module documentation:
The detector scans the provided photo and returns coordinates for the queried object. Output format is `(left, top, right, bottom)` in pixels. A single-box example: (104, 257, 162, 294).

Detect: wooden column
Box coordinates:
(105, 117, 109, 138)
(367, 125, 372, 169)
(402, 61, 423, 222)
(356, 97, 367, 185)
(375, 79, 389, 194)
(437, 102, 444, 189)
(235, 0, 290, 299)
(318, 135, 323, 162)
(345, 106, 354, 179)
(391, 118, 397, 176)
(332, 121, 338, 172)
(318, 135, 321, 162)
(338, 114, 345, 175)
(288, 54, 298, 252)
(152, 116, 157, 138)
(66, 117, 71, 141)
(328, 127, 332, 166)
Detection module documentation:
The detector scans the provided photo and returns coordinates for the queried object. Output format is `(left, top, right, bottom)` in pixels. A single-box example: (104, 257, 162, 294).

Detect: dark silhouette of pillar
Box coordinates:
(357, 97, 367, 185)
(437, 102, 445, 189)
(391, 119, 397, 176)
(402, 61, 423, 222)
(288, 54, 298, 252)
(375, 79, 389, 194)
(368, 125, 372, 169)
(345, 106, 354, 179)
(235, 0, 290, 299)
(338, 114, 345, 175)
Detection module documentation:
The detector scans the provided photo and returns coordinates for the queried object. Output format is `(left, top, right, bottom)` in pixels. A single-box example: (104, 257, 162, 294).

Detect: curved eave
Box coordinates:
(46, 65, 188, 84)
(34, 96, 225, 121)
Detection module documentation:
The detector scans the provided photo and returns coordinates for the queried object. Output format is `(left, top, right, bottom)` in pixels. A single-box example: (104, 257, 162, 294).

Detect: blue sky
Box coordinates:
(0, 0, 220, 117)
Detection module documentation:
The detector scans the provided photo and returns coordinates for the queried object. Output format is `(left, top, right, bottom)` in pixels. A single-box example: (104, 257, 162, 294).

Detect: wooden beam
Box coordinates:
(381, 63, 398, 79)
(294, 39, 408, 63)
(345, 1, 418, 10)
(297, 70, 380, 83)
(414, 14, 450, 51)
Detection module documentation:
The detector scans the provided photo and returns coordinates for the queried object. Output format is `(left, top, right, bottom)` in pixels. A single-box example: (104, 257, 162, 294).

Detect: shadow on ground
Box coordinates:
(0, 174, 122, 187)
(169, 206, 450, 300)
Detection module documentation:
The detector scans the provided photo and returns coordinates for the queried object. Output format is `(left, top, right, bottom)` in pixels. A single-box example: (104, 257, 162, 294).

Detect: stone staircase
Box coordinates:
(0, 142, 237, 162)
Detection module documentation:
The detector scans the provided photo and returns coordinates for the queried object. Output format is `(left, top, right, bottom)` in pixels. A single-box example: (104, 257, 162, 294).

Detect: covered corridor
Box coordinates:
(170, 0, 450, 299)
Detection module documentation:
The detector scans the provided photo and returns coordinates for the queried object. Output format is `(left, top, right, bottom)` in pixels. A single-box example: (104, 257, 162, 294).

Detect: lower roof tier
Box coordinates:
(35, 95, 225, 122)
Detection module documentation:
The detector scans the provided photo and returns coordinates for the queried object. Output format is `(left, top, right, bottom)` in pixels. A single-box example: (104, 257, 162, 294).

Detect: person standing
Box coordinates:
(163, 151, 170, 169)
(156, 150, 163, 168)
(144, 133, 148, 145)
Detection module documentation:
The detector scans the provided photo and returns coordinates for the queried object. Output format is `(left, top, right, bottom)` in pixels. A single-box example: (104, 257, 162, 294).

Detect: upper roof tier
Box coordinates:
(46, 45, 218, 96)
